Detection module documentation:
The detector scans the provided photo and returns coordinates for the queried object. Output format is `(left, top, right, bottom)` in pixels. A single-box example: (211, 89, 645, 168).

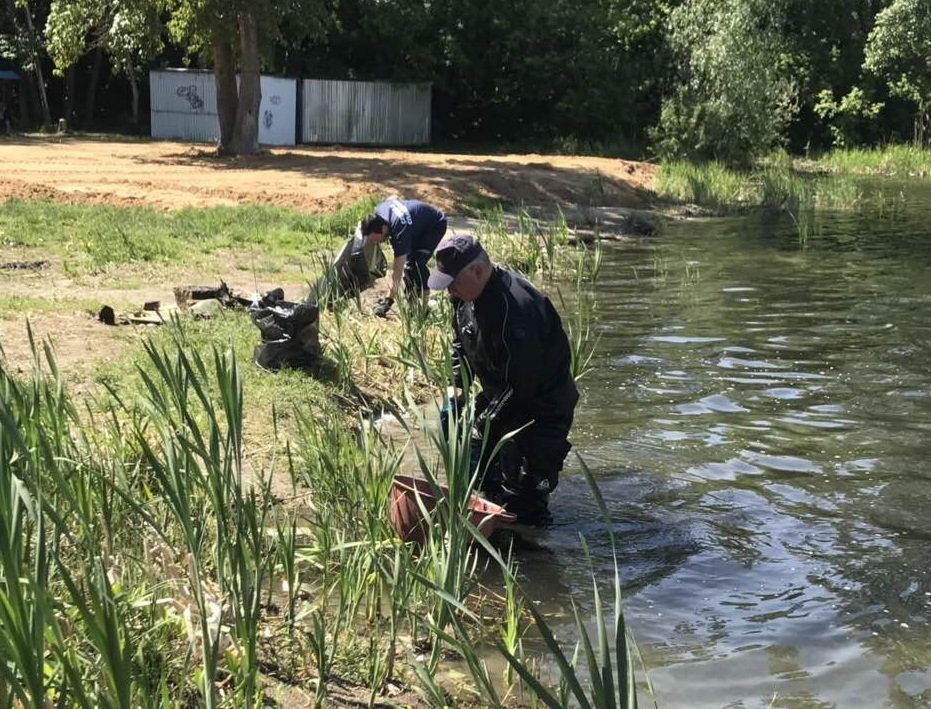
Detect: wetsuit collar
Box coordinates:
(473, 267, 505, 310)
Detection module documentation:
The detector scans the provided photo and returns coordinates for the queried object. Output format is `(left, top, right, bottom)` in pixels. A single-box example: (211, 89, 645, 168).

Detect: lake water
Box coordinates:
(521, 180, 931, 707)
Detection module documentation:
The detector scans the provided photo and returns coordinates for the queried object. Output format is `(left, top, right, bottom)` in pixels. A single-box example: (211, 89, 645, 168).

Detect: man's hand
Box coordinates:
(373, 296, 394, 318)
(471, 411, 489, 441)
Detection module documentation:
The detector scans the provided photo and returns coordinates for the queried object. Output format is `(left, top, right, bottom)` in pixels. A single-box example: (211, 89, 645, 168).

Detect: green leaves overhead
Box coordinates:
(864, 0, 931, 142)
(8, 0, 931, 157)
(45, 0, 163, 76)
(655, 0, 798, 165)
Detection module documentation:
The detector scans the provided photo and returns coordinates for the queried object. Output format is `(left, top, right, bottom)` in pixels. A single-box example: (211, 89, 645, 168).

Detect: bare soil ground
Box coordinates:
(0, 135, 655, 212)
(0, 135, 657, 374)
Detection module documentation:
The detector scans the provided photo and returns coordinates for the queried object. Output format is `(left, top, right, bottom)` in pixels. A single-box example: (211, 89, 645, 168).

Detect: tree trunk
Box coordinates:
(84, 47, 104, 127)
(230, 10, 261, 155)
(21, 0, 51, 127)
(16, 81, 29, 126)
(921, 103, 930, 148)
(64, 65, 75, 128)
(21, 71, 39, 126)
(3, 0, 32, 126)
(128, 66, 140, 127)
(213, 39, 238, 153)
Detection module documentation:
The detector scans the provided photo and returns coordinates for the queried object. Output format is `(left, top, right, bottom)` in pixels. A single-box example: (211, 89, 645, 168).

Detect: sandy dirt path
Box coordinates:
(0, 136, 655, 213)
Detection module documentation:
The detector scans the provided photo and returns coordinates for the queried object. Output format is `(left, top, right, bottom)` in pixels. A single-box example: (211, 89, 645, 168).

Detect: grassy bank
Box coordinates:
(0, 199, 376, 278)
(655, 158, 860, 214)
(806, 145, 931, 179)
(656, 145, 931, 214)
(0, 198, 636, 707)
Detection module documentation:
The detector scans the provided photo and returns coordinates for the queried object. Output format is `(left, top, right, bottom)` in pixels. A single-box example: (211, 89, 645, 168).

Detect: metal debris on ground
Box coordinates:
(97, 281, 289, 327)
(0, 260, 50, 271)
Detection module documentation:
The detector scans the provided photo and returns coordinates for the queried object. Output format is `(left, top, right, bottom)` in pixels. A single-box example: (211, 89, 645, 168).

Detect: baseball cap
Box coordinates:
(427, 234, 486, 290)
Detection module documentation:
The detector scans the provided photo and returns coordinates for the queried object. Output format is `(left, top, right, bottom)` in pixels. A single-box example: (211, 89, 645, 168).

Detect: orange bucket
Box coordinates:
(389, 474, 516, 546)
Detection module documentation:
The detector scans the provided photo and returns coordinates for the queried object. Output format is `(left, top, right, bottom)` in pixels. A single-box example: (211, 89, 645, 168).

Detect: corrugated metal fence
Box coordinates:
(150, 69, 298, 146)
(150, 70, 432, 146)
(150, 69, 220, 143)
(301, 79, 431, 145)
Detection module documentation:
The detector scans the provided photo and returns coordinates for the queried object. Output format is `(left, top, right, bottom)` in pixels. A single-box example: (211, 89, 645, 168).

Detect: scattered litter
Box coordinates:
(98, 305, 116, 326)
(98, 281, 287, 328)
(96, 277, 322, 373)
(128, 309, 173, 325)
(0, 259, 50, 271)
(174, 282, 237, 310)
(188, 298, 223, 319)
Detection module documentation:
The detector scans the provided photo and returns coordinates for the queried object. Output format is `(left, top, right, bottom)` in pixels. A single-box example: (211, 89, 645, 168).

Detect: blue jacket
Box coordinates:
(374, 199, 446, 257)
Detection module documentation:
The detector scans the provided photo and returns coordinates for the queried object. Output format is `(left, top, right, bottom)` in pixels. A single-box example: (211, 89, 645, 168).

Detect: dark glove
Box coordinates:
(372, 296, 394, 318)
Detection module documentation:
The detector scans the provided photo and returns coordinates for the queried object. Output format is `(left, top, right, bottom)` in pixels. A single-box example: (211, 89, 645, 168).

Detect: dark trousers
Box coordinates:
(444, 396, 574, 525)
(403, 254, 430, 298)
(403, 220, 447, 298)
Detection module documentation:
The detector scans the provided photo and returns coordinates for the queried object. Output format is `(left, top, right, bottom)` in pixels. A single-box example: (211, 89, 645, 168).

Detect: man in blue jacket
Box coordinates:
(360, 198, 447, 317)
(428, 234, 579, 525)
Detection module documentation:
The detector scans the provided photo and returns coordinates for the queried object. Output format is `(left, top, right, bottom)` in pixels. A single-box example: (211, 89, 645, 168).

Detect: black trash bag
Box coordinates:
(311, 228, 388, 306)
(234, 286, 286, 309)
(254, 338, 317, 370)
(175, 282, 287, 310)
(251, 300, 321, 370)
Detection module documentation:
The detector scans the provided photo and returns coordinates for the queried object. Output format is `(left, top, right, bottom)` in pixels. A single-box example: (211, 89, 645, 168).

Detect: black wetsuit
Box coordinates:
(451, 266, 579, 523)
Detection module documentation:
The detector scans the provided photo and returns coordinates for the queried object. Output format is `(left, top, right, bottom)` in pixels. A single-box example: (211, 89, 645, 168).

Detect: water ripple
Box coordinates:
(677, 394, 750, 415)
(741, 450, 823, 474)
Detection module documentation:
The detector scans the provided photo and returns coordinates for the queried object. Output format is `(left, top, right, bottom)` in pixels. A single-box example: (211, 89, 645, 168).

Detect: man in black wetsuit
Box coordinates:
(427, 234, 579, 525)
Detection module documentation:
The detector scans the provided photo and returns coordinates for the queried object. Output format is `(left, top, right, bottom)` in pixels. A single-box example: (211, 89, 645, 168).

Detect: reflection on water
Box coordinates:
(517, 180, 931, 707)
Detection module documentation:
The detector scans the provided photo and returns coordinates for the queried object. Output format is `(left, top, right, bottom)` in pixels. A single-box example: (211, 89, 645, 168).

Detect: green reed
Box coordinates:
(0, 203, 618, 706)
(0, 336, 156, 708)
(657, 159, 862, 215)
(558, 242, 603, 382)
(468, 456, 642, 709)
(811, 145, 931, 179)
(476, 205, 574, 280)
(122, 341, 277, 708)
(499, 546, 526, 686)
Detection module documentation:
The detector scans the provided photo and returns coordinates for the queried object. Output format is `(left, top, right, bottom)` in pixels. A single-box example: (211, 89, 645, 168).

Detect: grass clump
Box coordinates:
(656, 159, 861, 214)
(809, 145, 931, 179)
(655, 160, 752, 209)
(658, 146, 931, 215)
(472, 205, 585, 281)
(0, 294, 102, 319)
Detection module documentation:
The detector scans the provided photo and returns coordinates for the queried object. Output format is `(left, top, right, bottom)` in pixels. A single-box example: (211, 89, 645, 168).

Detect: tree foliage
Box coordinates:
(655, 0, 797, 165)
(162, 0, 330, 154)
(814, 86, 884, 147)
(45, 0, 162, 123)
(864, 0, 931, 143)
(4, 0, 931, 159)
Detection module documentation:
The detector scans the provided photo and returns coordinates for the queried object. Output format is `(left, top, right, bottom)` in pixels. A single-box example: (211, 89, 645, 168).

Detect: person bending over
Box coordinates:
(428, 234, 579, 525)
(361, 198, 447, 317)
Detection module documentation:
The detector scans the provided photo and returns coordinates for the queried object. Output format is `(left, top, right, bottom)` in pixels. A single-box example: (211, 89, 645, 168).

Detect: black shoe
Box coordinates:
(501, 490, 552, 527)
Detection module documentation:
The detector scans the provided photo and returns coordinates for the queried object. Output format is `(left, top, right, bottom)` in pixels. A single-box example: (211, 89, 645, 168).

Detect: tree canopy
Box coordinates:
(864, 0, 931, 143)
(4, 0, 927, 161)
